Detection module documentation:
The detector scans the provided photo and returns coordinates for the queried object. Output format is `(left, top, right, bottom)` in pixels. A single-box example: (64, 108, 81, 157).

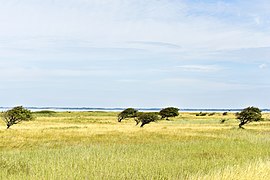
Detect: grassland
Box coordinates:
(0, 111, 270, 179)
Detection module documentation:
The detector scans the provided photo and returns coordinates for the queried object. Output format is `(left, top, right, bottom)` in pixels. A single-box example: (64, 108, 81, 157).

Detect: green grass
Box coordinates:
(0, 112, 270, 179)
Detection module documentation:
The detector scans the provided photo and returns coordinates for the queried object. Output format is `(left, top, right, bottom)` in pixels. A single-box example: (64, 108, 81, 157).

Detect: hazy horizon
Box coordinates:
(0, 0, 269, 108)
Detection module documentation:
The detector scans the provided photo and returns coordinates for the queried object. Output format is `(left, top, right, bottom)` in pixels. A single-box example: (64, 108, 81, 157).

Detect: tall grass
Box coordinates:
(0, 112, 270, 179)
(189, 159, 270, 180)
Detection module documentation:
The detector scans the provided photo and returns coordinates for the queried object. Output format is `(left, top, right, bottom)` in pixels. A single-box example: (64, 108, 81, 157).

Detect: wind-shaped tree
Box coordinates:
(2, 106, 33, 129)
(236, 106, 262, 129)
(137, 112, 159, 127)
(159, 107, 179, 120)
(117, 108, 138, 122)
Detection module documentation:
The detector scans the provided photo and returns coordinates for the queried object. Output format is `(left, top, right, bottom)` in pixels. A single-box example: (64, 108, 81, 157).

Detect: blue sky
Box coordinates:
(0, 0, 269, 108)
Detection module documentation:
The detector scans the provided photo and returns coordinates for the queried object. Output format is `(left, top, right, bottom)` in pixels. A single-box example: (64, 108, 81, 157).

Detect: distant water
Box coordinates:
(0, 107, 269, 112)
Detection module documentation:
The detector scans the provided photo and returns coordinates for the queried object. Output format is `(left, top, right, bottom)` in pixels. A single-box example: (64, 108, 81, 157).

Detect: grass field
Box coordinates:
(0, 111, 270, 179)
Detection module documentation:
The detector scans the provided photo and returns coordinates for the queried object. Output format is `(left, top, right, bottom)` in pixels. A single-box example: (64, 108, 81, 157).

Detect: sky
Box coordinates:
(0, 0, 269, 109)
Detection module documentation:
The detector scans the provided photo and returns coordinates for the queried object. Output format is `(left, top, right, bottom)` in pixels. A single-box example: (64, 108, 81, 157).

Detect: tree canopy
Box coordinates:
(118, 108, 138, 122)
(137, 112, 159, 127)
(159, 107, 179, 120)
(236, 106, 262, 128)
(2, 106, 33, 129)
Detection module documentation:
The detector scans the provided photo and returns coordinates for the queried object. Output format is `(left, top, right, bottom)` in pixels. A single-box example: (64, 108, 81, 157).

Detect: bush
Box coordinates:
(223, 112, 228, 116)
(196, 112, 207, 116)
(220, 119, 227, 124)
(34, 110, 56, 114)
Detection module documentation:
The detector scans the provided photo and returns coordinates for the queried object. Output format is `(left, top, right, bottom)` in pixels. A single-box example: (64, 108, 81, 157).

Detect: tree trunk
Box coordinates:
(239, 122, 245, 129)
(7, 124, 11, 129)
(118, 117, 122, 122)
(134, 118, 140, 126)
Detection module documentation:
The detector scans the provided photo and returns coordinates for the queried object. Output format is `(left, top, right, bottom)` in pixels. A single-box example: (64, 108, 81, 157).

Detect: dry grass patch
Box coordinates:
(0, 111, 269, 179)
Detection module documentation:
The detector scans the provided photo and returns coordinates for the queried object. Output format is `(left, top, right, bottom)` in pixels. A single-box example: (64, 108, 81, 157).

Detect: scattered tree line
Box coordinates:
(0, 106, 264, 129)
(118, 106, 264, 128)
(118, 107, 179, 127)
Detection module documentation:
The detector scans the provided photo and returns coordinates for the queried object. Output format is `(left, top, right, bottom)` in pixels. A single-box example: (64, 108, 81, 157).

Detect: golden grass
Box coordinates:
(0, 111, 269, 179)
(189, 159, 270, 180)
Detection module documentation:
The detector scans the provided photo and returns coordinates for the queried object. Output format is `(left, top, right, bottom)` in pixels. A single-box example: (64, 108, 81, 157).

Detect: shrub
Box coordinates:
(220, 119, 227, 124)
(196, 112, 207, 116)
(34, 110, 56, 114)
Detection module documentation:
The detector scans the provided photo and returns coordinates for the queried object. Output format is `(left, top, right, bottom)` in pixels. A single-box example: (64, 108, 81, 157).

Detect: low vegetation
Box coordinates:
(34, 110, 56, 114)
(196, 112, 207, 116)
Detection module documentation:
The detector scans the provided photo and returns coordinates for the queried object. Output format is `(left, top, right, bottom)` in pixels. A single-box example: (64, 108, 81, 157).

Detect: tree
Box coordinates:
(159, 107, 179, 120)
(2, 106, 33, 129)
(137, 112, 159, 127)
(118, 108, 138, 122)
(236, 106, 262, 129)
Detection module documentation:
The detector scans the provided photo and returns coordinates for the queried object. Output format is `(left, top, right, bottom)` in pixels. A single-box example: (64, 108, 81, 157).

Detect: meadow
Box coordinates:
(0, 111, 270, 179)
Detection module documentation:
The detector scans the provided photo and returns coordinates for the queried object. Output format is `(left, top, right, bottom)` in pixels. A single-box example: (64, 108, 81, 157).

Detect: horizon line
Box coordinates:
(0, 106, 269, 112)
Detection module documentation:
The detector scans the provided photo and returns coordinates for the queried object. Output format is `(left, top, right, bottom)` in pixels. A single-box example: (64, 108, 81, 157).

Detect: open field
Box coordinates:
(0, 111, 270, 179)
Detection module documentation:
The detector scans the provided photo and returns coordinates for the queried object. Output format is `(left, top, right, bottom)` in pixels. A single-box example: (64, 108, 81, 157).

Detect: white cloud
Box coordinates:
(259, 63, 267, 69)
(176, 65, 221, 72)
